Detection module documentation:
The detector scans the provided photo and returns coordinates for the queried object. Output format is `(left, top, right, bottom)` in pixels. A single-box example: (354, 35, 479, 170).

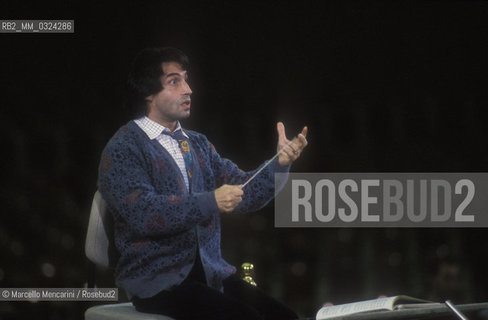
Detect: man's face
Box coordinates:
(146, 61, 192, 126)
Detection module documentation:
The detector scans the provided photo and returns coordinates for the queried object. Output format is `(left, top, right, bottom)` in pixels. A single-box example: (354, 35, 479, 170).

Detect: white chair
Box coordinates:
(84, 191, 175, 320)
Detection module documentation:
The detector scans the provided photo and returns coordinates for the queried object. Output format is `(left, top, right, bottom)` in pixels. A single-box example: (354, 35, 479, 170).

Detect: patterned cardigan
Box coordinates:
(97, 120, 290, 299)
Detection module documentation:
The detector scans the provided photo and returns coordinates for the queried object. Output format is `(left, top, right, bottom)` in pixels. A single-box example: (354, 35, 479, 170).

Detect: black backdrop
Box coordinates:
(1, 1, 488, 319)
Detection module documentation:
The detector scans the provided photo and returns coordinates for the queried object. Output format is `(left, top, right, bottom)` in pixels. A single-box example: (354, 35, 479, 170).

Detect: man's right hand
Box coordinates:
(214, 184, 243, 213)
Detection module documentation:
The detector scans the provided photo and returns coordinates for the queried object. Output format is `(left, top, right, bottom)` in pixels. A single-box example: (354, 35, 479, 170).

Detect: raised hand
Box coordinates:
(276, 122, 308, 166)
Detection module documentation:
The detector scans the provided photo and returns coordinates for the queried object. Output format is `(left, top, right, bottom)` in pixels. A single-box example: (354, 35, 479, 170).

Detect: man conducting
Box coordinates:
(97, 47, 308, 320)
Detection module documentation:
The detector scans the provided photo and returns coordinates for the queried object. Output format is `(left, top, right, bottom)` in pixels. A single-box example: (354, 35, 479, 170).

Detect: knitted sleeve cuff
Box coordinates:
(195, 191, 220, 218)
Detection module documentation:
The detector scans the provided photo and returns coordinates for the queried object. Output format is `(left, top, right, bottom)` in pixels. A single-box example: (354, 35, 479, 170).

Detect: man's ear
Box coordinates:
(145, 94, 154, 105)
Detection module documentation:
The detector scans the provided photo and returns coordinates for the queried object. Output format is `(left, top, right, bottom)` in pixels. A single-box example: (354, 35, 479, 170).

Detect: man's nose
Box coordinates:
(182, 79, 192, 95)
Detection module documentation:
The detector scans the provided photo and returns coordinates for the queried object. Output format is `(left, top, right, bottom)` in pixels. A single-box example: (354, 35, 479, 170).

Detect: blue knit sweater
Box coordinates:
(97, 120, 290, 299)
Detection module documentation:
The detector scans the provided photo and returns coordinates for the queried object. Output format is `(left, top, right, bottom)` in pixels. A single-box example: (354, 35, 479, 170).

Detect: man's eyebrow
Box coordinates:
(164, 71, 188, 79)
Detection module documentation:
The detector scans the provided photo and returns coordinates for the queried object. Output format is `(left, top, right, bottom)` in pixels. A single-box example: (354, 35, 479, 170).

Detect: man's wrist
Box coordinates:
(273, 157, 291, 172)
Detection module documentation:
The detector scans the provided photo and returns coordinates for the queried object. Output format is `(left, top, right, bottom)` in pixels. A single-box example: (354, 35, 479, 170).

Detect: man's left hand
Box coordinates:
(276, 122, 308, 166)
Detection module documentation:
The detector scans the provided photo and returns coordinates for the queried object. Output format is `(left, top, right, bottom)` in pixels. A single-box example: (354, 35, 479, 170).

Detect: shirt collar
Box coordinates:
(135, 116, 188, 140)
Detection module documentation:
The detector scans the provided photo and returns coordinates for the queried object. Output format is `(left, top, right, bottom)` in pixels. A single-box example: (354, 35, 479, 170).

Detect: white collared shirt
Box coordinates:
(135, 116, 190, 190)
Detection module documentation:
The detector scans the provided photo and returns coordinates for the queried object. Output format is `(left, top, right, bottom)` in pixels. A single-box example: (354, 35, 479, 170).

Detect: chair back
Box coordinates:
(85, 191, 119, 268)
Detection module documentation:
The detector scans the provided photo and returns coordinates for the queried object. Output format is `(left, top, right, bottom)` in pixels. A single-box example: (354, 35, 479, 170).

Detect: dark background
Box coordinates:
(1, 1, 488, 319)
